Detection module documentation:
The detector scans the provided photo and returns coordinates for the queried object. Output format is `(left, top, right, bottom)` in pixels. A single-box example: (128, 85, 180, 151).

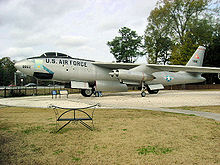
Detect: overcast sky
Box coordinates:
(0, 0, 158, 62)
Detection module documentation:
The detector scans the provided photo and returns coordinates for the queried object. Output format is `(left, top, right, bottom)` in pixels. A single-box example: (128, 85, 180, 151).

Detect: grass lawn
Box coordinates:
(0, 106, 219, 164)
(170, 105, 220, 114)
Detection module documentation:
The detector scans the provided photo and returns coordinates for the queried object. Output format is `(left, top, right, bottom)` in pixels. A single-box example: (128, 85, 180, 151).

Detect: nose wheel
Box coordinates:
(141, 82, 147, 97)
(141, 91, 146, 97)
(81, 89, 94, 97)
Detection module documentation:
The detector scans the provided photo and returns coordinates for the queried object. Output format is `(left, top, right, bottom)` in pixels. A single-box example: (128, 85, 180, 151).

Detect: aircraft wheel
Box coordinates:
(81, 89, 93, 97)
(141, 91, 146, 97)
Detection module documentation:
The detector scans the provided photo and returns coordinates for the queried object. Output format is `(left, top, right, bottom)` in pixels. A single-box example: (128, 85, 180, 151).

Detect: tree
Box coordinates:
(0, 57, 17, 86)
(145, 5, 173, 64)
(202, 22, 220, 84)
(170, 15, 216, 64)
(107, 27, 144, 63)
(0, 60, 3, 85)
(144, 0, 212, 64)
(162, 0, 209, 44)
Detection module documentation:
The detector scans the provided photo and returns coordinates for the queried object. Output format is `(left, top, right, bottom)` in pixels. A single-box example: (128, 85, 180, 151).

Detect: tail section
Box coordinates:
(186, 46, 206, 66)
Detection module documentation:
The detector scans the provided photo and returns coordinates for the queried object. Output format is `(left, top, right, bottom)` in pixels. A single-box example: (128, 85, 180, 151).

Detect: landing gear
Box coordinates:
(81, 89, 94, 97)
(141, 82, 147, 97)
(141, 91, 146, 97)
(140, 82, 160, 97)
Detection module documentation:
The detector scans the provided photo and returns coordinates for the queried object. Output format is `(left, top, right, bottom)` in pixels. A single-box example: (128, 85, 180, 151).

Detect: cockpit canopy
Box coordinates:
(27, 52, 95, 62)
(28, 52, 72, 59)
(40, 52, 72, 58)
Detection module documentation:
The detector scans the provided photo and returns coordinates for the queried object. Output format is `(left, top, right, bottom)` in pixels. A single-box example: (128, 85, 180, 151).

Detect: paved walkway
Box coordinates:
(105, 107, 220, 121)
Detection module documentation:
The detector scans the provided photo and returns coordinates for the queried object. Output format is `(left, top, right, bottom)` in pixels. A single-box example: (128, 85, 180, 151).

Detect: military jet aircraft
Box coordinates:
(15, 46, 220, 97)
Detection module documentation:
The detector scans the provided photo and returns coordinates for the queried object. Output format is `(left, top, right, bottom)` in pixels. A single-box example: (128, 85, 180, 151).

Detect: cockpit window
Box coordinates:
(45, 52, 56, 57)
(57, 53, 72, 58)
(38, 52, 71, 58)
(27, 52, 95, 62)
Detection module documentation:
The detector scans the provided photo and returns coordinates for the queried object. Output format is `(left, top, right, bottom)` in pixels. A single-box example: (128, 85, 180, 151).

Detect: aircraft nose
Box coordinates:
(14, 59, 34, 76)
(14, 61, 22, 70)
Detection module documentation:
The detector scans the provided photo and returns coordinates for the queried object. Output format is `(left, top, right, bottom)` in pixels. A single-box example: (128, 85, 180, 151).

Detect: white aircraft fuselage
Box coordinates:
(15, 46, 220, 97)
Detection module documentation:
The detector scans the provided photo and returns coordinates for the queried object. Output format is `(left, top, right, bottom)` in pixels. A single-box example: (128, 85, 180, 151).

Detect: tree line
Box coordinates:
(107, 0, 219, 83)
(107, 0, 219, 67)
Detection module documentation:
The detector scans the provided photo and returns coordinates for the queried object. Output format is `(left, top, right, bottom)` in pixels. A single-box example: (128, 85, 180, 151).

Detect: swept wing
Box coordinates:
(92, 62, 139, 69)
(92, 62, 220, 73)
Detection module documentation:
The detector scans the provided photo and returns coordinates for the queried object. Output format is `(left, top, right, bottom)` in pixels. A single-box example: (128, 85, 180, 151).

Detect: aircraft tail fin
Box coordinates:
(186, 46, 206, 67)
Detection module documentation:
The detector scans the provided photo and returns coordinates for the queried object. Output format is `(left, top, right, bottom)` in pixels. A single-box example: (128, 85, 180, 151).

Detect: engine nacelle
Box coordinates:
(109, 69, 155, 82)
(95, 80, 128, 92)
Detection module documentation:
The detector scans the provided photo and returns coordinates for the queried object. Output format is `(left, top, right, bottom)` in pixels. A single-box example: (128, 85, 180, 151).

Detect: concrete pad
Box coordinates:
(1, 90, 220, 109)
(1, 90, 220, 121)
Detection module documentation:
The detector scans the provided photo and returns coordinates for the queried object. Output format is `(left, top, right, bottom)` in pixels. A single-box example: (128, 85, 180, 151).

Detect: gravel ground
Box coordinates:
(80, 90, 220, 109)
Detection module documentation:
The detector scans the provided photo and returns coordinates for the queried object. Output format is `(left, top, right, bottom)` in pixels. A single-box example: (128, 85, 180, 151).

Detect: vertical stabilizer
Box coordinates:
(186, 46, 206, 66)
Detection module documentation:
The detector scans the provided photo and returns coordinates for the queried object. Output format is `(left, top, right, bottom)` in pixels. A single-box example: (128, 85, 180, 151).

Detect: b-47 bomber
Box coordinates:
(15, 46, 220, 97)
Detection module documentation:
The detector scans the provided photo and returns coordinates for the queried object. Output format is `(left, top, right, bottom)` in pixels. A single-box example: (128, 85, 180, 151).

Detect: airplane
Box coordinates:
(14, 46, 220, 97)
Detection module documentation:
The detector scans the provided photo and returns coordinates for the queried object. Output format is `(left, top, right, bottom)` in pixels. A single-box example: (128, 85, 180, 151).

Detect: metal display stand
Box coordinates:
(49, 104, 99, 132)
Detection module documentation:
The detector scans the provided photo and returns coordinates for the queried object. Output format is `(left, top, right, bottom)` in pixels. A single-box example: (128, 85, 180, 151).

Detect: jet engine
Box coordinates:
(109, 69, 155, 82)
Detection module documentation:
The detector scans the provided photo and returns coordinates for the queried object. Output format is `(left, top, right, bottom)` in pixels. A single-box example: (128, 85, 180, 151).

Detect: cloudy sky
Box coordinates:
(0, 0, 158, 62)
